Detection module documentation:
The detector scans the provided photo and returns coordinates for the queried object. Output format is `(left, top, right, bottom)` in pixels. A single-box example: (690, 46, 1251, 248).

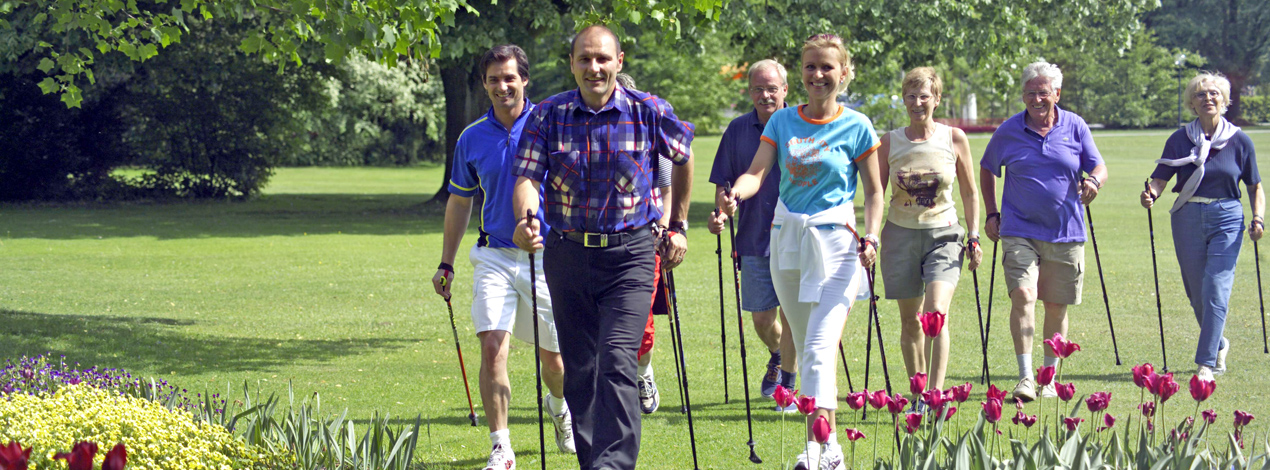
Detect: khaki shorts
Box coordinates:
(1001, 236, 1084, 305)
(880, 221, 965, 299)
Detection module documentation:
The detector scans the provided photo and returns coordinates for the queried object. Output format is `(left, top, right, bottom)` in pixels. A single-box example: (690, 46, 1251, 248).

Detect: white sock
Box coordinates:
(1043, 355, 1060, 369)
(490, 429, 510, 448)
(1017, 354, 1033, 379)
(638, 361, 653, 380)
(828, 432, 839, 447)
(545, 393, 567, 415)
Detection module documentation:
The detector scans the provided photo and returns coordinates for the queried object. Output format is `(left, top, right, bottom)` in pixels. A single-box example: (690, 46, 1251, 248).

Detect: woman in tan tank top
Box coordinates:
(877, 67, 983, 400)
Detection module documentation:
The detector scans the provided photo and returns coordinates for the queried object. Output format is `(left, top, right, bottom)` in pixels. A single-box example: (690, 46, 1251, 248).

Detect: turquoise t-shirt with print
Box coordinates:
(760, 105, 880, 215)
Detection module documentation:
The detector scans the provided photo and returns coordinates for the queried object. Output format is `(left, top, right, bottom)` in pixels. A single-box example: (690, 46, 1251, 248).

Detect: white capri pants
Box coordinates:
(769, 224, 866, 410)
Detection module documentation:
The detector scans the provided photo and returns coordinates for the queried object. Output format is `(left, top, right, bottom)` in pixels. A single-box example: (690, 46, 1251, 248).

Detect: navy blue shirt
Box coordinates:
(709, 109, 783, 257)
(450, 100, 549, 248)
(1151, 128, 1260, 199)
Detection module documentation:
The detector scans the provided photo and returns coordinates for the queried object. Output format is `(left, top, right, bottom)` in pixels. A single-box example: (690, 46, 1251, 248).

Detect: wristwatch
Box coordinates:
(668, 221, 688, 235)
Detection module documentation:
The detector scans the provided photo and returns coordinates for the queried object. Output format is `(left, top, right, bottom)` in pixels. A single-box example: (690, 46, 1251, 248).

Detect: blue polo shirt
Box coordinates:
(980, 106, 1103, 243)
(709, 109, 783, 257)
(450, 100, 549, 248)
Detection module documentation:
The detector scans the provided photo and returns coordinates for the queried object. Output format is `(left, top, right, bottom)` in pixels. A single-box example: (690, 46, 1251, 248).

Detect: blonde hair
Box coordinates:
(802, 34, 855, 93)
(1184, 71, 1231, 116)
(902, 67, 942, 97)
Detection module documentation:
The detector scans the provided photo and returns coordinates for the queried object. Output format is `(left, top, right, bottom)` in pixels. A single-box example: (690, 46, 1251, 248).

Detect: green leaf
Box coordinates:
(139, 43, 159, 60)
(37, 77, 58, 94)
(60, 84, 82, 108)
(37, 58, 55, 73)
(629, 10, 642, 24)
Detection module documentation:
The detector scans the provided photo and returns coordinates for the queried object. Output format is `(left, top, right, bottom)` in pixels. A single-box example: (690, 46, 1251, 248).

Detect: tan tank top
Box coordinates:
(886, 123, 959, 229)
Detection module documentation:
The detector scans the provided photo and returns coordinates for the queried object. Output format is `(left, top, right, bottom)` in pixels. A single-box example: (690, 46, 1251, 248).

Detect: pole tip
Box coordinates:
(468, 413, 478, 426)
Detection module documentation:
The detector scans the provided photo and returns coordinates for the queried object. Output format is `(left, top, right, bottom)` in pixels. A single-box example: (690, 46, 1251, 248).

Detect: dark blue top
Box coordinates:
(449, 100, 549, 248)
(1151, 128, 1260, 199)
(709, 109, 783, 257)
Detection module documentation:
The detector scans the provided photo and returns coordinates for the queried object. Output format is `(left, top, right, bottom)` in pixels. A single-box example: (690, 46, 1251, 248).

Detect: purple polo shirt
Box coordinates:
(709, 109, 782, 257)
(980, 107, 1103, 243)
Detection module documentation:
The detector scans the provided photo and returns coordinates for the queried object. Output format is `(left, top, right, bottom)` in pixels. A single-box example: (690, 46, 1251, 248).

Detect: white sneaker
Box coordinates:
(776, 403, 800, 413)
(485, 443, 516, 470)
(1197, 366, 1215, 383)
(817, 443, 845, 470)
(1215, 338, 1229, 375)
(1012, 377, 1037, 403)
(544, 396, 576, 454)
(792, 445, 820, 470)
(637, 374, 660, 414)
(1040, 382, 1057, 399)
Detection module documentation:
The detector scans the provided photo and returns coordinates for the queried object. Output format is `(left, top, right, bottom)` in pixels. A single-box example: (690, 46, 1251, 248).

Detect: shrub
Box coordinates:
(1241, 95, 1270, 124)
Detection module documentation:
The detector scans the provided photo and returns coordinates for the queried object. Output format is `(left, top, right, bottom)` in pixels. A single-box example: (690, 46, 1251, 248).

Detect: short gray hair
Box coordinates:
(1021, 61, 1063, 90)
(748, 59, 787, 85)
(1184, 71, 1232, 116)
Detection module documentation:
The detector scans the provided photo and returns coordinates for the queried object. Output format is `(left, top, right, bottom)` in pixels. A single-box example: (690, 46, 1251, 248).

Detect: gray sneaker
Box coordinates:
(638, 374, 660, 414)
(1012, 377, 1037, 403)
(760, 357, 782, 398)
(1040, 382, 1057, 399)
(544, 396, 576, 454)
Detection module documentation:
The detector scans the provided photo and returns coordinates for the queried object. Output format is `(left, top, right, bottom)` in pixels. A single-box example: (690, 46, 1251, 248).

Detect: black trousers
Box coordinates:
(543, 228, 656, 470)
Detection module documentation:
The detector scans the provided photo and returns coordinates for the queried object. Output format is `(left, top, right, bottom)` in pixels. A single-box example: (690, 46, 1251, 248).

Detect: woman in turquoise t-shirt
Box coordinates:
(720, 33, 883, 470)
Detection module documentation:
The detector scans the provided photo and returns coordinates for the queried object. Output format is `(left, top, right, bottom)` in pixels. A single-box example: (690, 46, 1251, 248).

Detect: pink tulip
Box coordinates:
(1063, 417, 1085, 431)
(812, 415, 832, 444)
(868, 389, 891, 410)
(0, 441, 31, 470)
(1056, 383, 1076, 402)
(1036, 366, 1056, 387)
(887, 393, 909, 415)
(1202, 409, 1217, 424)
(844, 391, 867, 410)
(950, 383, 972, 403)
(1084, 391, 1111, 412)
(1139, 402, 1156, 418)
(796, 395, 817, 415)
(944, 406, 957, 421)
(910, 373, 928, 395)
(1011, 411, 1037, 428)
(1098, 413, 1115, 432)
(1152, 374, 1179, 403)
(919, 311, 946, 338)
(986, 384, 1009, 402)
(1132, 363, 1155, 389)
(844, 428, 866, 442)
(1043, 332, 1081, 358)
(982, 398, 1003, 423)
(1188, 375, 1216, 402)
(904, 413, 923, 434)
(102, 444, 127, 470)
(1235, 410, 1255, 428)
(774, 386, 797, 409)
(922, 388, 946, 410)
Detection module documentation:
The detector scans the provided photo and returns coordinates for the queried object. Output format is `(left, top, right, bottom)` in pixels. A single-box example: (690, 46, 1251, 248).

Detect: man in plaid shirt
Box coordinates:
(511, 24, 694, 470)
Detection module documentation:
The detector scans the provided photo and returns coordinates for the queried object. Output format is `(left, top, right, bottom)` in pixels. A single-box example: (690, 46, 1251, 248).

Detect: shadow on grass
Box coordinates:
(0, 309, 409, 374)
(1, 194, 448, 240)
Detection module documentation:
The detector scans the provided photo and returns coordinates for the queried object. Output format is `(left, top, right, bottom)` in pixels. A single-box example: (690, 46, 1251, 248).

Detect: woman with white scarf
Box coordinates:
(1141, 71, 1264, 382)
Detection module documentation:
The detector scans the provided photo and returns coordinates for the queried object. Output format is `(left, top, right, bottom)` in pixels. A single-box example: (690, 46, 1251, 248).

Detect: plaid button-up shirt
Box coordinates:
(514, 86, 694, 233)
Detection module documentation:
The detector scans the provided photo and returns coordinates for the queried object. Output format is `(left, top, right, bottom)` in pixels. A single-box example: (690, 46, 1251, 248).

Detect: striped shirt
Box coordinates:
(514, 86, 694, 233)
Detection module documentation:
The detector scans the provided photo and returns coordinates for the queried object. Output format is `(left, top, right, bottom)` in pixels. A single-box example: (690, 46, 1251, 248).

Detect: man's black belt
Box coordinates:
(555, 225, 651, 248)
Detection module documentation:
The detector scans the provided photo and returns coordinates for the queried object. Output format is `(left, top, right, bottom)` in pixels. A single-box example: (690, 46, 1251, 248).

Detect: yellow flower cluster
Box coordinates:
(0, 384, 293, 470)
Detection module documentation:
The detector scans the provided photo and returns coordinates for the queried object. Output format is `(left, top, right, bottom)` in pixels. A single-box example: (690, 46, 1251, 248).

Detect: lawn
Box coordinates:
(3, 129, 1270, 469)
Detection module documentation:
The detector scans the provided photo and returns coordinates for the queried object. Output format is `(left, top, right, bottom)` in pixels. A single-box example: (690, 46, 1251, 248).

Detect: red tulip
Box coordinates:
(982, 398, 1003, 423)
(843, 428, 866, 442)
(102, 444, 127, 470)
(796, 395, 817, 415)
(986, 384, 1009, 402)
(943, 406, 957, 421)
(1202, 409, 1217, 424)
(904, 413, 923, 434)
(1063, 417, 1085, 431)
(1011, 411, 1025, 425)
(919, 311, 946, 338)
(1132, 363, 1155, 388)
(909, 373, 928, 395)
(0, 441, 31, 470)
(1139, 402, 1156, 418)
(868, 389, 891, 410)
(1043, 332, 1081, 358)
(1056, 382, 1076, 402)
(775, 386, 797, 409)
(1099, 413, 1116, 431)
(1152, 374, 1179, 403)
(1235, 410, 1255, 428)
(1010, 412, 1037, 427)
(812, 415, 832, 444)
(53, 442, 98, 470)
(1170, 429, 1190, 442)
(1188, 375, 1216, 402)
(950, 383, 972, 403)
(844, 391, 867, 410)
(1036, 366, 1056, 387)
(922, 388, 946, 410)
(887, 393, 909, 415)
(1084, 391, 1112, 412)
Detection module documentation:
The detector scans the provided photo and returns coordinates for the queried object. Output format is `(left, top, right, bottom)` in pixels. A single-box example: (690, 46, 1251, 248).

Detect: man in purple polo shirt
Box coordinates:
(707, 59, 798, 404)
(980, 61, 1108, 403)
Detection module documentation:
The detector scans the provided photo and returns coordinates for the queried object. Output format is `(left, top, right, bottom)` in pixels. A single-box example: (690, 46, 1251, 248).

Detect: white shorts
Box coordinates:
(469, 245, 560, 353)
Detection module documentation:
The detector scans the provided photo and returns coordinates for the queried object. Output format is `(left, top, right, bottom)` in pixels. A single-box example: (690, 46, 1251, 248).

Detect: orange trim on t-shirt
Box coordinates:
(853, 141, 881, 162)
(797, 104, 845, 125)
(760, 135, 777, 147)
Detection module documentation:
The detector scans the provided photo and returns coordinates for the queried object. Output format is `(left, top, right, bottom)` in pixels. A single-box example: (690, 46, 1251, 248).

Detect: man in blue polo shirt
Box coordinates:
(707, 59, 798, 404)
(979, 61, 1109, 403)
(432, 44, 574, 470)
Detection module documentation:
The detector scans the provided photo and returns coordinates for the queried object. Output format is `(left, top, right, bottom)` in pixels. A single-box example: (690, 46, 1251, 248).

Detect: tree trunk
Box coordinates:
(433, 61, 488, 203)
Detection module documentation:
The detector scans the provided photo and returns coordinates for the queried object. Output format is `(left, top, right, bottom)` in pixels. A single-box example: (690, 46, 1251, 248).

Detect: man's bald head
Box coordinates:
(570, 24, 621, 57)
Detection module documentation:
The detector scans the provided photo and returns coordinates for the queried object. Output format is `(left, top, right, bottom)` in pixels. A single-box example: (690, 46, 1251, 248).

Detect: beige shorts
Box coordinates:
(1001, 236, 1084, 305)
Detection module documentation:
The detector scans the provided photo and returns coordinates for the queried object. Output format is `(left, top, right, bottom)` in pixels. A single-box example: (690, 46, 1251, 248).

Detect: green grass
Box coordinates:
(3, 130, 1270, 469)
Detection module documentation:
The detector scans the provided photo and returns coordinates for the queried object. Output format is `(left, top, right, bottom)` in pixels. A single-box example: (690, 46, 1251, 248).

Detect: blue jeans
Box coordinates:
(1171, 199, 1243, 368)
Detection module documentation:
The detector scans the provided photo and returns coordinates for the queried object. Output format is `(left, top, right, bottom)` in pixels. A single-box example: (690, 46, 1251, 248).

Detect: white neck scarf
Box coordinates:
(1154, 117, 1240, 213)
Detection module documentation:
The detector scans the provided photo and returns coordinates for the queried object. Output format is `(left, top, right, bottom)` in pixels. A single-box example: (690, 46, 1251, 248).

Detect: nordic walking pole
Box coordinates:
(1085, 204, 1122, 365)
(861, 268, 876, 421)
(866, 264, 894, 395)
(838, 342, 855, 393)
(662, 265, 688, 414)
(1144, 182, 1169, 371)
(969, 239, 988, 385)
(666, 270, 702, 469)
(726, 207, 762, 464)
(525, 211, 547, 470)
(1256, 239, 1269, 354)
(714, 208, 731, 404)
(981, 240, 998, 384)
(440, 282, 478, 427)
